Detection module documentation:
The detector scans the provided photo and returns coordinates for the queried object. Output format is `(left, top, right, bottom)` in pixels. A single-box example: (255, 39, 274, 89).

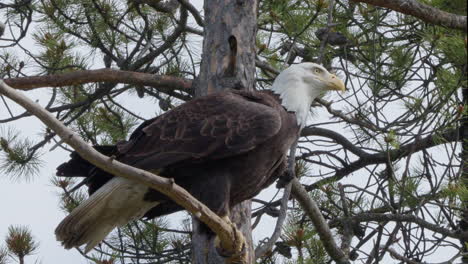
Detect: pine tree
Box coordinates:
(0, 0, 466, 263)
(5, 225, 39, 264)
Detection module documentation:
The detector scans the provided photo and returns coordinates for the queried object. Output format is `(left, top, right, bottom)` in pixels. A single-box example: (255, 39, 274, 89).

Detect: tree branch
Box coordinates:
(0, 80, 244, 258)
(3, 68, 193, 93)
(131, 0, 180, 13)
(130, 7, 188, 70)
(301, 127, 371, 158)
(385, 247, 462, 264)
(385, 247, 422, 264)
(306, 129, 458, 191)
(177, 0, 204, 27)
(291, 179, 350, 264)
(254, 141, 297, 259)
(329, 213, 468, 240)
(351, 0, 467, 31)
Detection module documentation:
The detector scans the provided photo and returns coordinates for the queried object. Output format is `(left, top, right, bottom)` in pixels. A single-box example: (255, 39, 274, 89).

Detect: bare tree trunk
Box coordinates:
(195, 0, 257, 96)
(191, 0, 257, 263)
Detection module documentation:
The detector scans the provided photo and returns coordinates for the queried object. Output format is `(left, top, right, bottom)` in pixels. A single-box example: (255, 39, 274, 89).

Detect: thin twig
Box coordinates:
(254, 140, 297, 259)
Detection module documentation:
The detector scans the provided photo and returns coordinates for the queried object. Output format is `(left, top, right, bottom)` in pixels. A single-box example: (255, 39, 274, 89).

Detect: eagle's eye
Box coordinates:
(314, 68, 322, 74)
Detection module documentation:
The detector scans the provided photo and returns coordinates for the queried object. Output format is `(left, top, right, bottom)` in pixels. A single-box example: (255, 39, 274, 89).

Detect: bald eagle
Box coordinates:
(55, 63, 345, 252)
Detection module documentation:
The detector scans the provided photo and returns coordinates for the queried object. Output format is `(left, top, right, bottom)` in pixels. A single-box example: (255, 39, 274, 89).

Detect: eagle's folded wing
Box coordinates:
(117, 91, 282, 170)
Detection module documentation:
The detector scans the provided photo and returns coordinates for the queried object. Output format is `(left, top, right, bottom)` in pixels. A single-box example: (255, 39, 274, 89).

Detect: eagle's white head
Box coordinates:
(271, 63, 345, 127)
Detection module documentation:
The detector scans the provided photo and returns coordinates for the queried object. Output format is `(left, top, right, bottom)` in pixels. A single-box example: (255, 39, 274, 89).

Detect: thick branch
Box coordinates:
(291, 179, 350, 264)
(351, 0, 467, 31)
(0, 80, 243, 256)
(3, 69, 193, 93)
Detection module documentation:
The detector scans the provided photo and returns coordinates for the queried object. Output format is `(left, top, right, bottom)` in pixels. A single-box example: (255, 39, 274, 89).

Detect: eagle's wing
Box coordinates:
(117, 91, 282, 169)
(54, 91, 283, 251)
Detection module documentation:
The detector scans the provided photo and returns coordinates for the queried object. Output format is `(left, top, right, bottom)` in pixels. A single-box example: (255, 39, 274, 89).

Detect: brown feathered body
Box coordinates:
(55, 89, 300, 251)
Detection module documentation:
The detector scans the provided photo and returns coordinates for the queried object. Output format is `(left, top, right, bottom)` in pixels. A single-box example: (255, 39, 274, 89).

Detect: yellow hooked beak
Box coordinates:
(326, 74, 346, 92)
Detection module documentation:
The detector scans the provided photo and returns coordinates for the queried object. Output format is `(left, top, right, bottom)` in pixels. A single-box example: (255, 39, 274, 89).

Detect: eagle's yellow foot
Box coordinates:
(214, 216, 246, 262)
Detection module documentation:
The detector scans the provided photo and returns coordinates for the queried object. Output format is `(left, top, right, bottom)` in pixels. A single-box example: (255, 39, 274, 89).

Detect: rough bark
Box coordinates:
(191, 0, 257, 263)
(351, 0, 467, 31)
(3, 68, 192, 92)
(195, 0, 257, 96)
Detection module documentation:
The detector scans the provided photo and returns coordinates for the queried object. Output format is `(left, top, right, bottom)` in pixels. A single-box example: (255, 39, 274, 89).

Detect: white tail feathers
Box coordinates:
(55, 177, 159, 253)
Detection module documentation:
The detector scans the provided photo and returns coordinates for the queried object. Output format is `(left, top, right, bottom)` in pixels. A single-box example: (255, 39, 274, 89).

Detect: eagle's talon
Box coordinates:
(214, 235, 246, 260)
(214, 217, 246, 260)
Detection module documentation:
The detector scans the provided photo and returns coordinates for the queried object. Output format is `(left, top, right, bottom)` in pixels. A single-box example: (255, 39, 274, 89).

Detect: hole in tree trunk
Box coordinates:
(225, 35, 237, 77)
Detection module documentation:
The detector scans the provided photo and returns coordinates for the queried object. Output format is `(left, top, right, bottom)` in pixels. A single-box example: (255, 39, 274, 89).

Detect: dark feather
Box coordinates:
(57, 89, 299, 218)
(117, 91, 282, 169)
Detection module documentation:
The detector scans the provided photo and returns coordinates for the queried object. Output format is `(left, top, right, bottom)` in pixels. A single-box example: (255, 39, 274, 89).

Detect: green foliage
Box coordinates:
(435, 68, 462, 97)
(0, 128, 42, 181)
(122, 220, 170, 252)
(282, 204, 329, 264)
(95, 106, 138, 144)
(33, 30, 86, 74)
(90, 218, 191, 263)
(69, 103, 138, 145)
(295, 159, 309, 178)
(436, 34, 467, 67)
(162, 61, 189, 78)
(430, 0, 467, 15)
(51, 177, 87, 213)
(58, 84, 90, 104)
(440, 183, 468, 204)
(0, 51, 24, 79)
(388, 46, 411, 89)
(403, 96, 424, 114)
(384, 130, 400, 150)
(5, 225, 39, 259)
(398, 177, 421, 209)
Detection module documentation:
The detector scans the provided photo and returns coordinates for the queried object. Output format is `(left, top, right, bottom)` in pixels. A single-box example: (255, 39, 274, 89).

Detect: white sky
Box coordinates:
(0, 108, 84, 263)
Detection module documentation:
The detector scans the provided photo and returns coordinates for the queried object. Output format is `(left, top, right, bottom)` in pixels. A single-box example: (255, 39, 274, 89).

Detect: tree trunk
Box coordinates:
(191, 0, 257, 263)
(195, 0, 257, 96)
(191, 201, 254, 264)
